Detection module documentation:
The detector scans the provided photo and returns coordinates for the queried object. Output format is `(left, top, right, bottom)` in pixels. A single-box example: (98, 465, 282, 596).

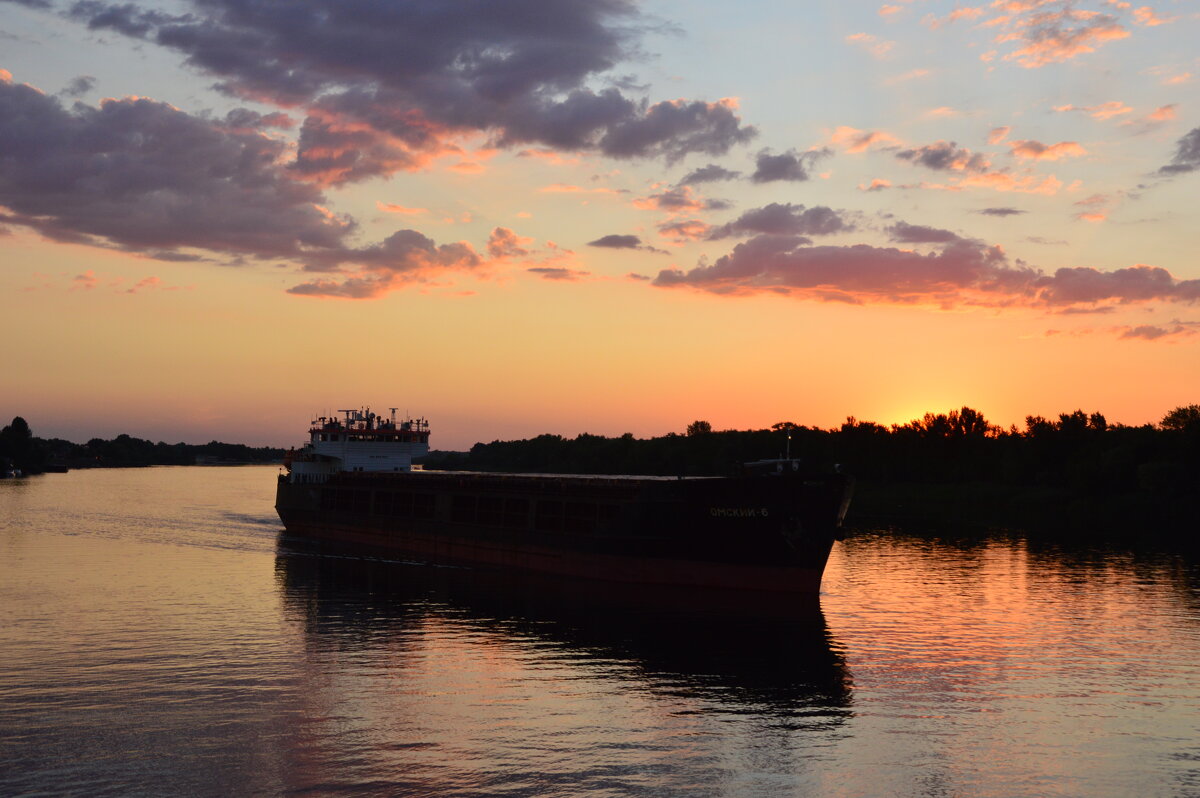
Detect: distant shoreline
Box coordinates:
(7, 408, 1198, 544)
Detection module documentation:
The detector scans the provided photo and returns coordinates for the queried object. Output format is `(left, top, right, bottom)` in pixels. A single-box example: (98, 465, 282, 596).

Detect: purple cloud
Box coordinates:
(1120, 325, 1173, 340)
(1118, 321, 1199, 341)
(59, 74, 95, 97)
(288, 230, 482, 297)
(896, 140, 989, 173)
(750, 148, 830, 183)
(0, 76, 348, 258)
(999, 9, 1129, 68)
(63, 0, 757, 182)
(0, 74, 496, 298)
(678, 163, 741, 185)
(586, 233, 667, 254)
(1034, 265, 1200, 306)
(887, 221, 962, 244)
(528, 266, 590, 281)
(1159, 128, 1200, 175)
(633, 186, 731, 212)
(706, 203, 852, 239)
(650, 233, 1200, 311)
(588, 234, 643, 249)
(652, 236, 1031, 303)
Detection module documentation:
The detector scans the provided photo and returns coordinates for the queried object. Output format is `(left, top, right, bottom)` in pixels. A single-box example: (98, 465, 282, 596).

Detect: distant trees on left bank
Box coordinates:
(0, 417, 43, 474)
(0, 416, 285, 472)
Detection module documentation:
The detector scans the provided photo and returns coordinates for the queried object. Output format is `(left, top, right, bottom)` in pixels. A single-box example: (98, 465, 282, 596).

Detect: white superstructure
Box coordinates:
(286, 408, 430, 483)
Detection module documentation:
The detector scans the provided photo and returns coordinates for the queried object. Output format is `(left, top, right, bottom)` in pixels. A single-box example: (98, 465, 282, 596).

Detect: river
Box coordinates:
(1, 466, 1197, 797)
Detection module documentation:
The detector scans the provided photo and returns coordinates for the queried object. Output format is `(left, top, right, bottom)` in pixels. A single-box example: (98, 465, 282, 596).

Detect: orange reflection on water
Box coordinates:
(818, 532, 1200, 797)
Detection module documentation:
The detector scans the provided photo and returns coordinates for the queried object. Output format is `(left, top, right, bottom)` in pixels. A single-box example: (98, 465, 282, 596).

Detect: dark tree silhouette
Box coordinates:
(0, 417, 44, 473)
(1161, 405, 1200, 432)
(425, 403, 1199, 537)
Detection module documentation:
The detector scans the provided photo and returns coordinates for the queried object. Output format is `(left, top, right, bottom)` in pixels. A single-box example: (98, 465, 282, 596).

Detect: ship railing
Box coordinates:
(290, 472, 331, 485)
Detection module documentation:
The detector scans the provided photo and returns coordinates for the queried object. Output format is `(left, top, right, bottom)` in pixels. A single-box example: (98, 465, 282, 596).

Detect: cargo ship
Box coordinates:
(275, 408, 854, 593)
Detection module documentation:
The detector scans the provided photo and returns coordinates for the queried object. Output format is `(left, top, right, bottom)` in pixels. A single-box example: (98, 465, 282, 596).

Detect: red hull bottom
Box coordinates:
(280, 520, 831, 594)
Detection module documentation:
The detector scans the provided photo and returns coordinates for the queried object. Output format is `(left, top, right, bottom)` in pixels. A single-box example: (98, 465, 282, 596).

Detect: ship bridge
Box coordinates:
(287, 407, 430, 483)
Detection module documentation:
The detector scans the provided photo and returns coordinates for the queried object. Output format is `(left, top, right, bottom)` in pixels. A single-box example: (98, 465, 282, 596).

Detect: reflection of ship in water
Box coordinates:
(275, 538, 853, 719)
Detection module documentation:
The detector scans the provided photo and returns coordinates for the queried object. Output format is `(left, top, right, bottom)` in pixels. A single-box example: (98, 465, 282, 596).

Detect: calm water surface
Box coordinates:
(1, 467, 1198, 797)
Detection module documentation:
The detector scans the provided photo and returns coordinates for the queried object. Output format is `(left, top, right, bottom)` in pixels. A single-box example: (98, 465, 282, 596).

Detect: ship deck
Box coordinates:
(409, 469, 720, 482)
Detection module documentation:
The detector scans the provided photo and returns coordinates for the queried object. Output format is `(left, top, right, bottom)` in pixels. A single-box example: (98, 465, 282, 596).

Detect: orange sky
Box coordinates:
(2, 2, 1197, 448)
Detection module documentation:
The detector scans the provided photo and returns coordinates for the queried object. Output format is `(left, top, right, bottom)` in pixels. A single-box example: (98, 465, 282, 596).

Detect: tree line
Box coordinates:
(0, 417, 285, 473)
(424, 405, 1200, 534)
(427, 405, 1197, 478)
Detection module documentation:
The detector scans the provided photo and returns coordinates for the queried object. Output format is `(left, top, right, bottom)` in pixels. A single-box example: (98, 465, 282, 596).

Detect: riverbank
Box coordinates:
(847, 479, 1200, 544)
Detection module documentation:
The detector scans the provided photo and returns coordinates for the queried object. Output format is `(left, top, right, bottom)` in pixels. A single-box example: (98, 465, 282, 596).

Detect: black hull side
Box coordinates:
(275, 470, 853, 593)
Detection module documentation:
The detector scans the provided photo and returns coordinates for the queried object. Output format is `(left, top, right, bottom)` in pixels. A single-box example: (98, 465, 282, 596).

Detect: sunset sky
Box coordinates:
(2, 0, 1198, 448)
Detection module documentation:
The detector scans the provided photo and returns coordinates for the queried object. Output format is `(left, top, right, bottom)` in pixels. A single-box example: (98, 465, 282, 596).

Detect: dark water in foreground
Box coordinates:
(1, 467, 1198, 797)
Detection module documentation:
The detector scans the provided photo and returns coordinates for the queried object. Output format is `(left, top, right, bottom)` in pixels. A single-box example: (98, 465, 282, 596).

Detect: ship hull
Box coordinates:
(275, 470, 853, 593)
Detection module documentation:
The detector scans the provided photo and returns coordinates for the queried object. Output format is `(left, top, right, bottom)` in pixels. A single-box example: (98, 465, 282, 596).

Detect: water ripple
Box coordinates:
(2, 471, 1198, 796)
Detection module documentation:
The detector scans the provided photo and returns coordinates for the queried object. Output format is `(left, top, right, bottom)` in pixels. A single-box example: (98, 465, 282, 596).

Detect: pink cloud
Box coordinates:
(1053, 101, 1132, 119)
(992, 1, 1057, 13)
(1147, 104, 1177, 121)
(1074, 193, 1109, 207)
(658, 219, 713, 243)
(831, 126, 903, 153)
(1009, 139, 1087, 160)
(288, 230, 482, 299)
(879, 4, 905, 16)
(376, 202, 428, 215)
(1132, 6, 1176, 26)
(632, 185, 727, 213)
(845, 33, 896, 58)
(884, 68, 932, 85)
(859, 178, 893, 192)
(445, 148, 500, 175)
(957, 172, 1063, 194)
(1118, 104, 1178, 133)
(538, 183, 620, 195)
(989, 126, 1012, 144)
(486, 227, 533, 260)
(923, 7, 986, 29)
(291, 106, 462, 187)
(996, 8, 1130, 68)
(516, 149, 583, 166)
(126, 276, 178, 293)
(63, 270, 184, 294)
